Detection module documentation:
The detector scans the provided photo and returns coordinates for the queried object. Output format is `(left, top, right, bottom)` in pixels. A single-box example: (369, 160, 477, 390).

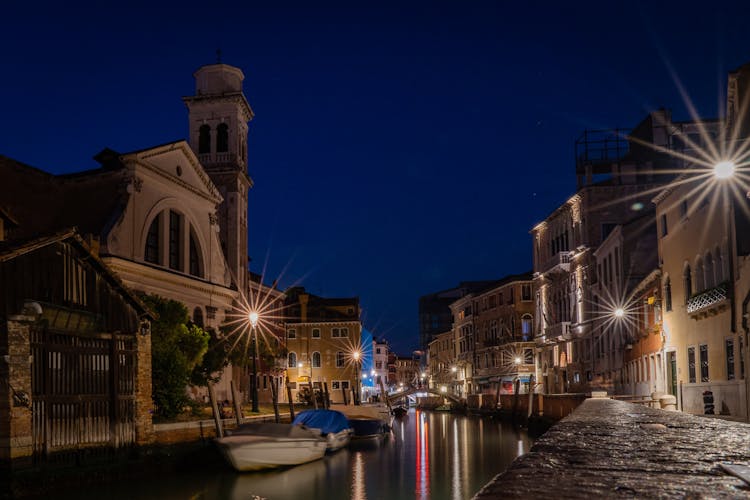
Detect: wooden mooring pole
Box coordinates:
(230, 380, 243, 426)
(270, 376, 281, 423)
(208, 383, 223, 438)
(285, 378, 296, 421)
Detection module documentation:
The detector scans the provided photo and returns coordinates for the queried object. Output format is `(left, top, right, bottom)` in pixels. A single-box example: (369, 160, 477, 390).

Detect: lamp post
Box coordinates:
(249, 311, 259, 413)
(353, 350, 361, 405)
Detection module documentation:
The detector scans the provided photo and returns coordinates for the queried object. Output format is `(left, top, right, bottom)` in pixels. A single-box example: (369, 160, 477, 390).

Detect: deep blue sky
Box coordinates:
(3, 2, 750, 354)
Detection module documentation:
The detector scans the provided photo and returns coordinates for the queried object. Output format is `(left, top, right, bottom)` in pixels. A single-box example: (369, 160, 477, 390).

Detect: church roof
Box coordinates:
(0, 155, 128, 241)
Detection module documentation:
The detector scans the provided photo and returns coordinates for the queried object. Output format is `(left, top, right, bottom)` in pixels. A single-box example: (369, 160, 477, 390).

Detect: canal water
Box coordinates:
(57, 410, 533, 500)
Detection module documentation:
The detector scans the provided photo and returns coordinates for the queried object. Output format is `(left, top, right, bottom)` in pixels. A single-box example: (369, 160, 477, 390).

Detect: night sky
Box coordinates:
(3, 2, 750, 354)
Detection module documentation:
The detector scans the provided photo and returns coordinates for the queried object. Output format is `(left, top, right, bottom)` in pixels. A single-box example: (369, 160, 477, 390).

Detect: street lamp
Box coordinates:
(713, 160, 736, 179)
(353, 350, 361, 405)
(249, 311, 259, 413)
(614, 307, 625, 318)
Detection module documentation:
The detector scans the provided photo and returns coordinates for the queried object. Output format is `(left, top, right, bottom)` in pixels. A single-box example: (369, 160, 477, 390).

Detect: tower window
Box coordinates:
(217, 123, 229, 153)
(199, 124, 211, 154)
(145, 216, 160, 264)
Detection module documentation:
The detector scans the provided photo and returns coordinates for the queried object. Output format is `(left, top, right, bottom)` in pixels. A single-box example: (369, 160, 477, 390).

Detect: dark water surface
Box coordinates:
(59, 410, 533, 500)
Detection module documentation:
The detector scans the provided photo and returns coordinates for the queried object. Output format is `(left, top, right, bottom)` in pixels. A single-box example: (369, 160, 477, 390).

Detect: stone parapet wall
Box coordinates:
(474, 398, 750, 499)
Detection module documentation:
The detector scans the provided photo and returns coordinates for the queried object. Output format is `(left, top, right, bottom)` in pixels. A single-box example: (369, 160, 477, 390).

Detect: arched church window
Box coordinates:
(169, 211, 182, 271)
(217, 123, 229, 153)
(189, 229, 202, 277)
(145, 216, 160, 264)
(193, 307, 204, 328)
(199, 125, 211, 154)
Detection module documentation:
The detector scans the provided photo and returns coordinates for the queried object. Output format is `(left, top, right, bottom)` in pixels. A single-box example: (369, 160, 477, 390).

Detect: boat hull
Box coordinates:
(217, 434, 327, 472)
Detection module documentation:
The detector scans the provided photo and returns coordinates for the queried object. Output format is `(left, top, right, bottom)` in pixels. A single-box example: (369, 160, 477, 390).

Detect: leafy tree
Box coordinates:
(141, 294, 209, 419)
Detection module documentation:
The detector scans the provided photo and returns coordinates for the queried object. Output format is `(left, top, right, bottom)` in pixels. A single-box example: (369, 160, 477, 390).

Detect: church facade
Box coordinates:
(0, 62, 280, 404)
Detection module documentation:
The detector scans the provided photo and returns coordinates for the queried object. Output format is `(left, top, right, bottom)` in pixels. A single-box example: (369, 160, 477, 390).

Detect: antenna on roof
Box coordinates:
(216, 48, 222, 64)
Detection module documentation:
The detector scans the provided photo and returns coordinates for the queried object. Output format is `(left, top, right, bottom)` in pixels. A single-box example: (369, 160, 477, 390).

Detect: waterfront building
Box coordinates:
(428, 330, 455, 391)
(531, 110, 713, 394)
(622, 269, 666, 398)
(472, 272, 535, 395)
(590, 214, 659, 394)
(371, 337, 390, 393)
(282, 287, 362, 404)
(450, 293, 476, 397)
(392, 355, 421, 390)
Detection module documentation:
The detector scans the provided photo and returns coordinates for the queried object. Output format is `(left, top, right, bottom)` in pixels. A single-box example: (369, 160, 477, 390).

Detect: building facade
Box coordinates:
(283, 287, 362, 404)
(471, 273, 536, 395)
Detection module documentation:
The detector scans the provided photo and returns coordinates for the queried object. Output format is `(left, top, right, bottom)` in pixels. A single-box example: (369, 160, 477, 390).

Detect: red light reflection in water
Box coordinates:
(415, 410, 430, 499)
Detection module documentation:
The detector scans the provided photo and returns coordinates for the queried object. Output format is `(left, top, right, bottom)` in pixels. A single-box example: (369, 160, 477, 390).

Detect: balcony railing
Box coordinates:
(544, 322, 571, 341)
(540, 251, 573, 274)
(686, 282, 729, 315)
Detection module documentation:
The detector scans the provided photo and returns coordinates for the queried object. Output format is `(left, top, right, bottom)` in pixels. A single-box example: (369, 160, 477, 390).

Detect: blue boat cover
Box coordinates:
(293, 409, 350, 435)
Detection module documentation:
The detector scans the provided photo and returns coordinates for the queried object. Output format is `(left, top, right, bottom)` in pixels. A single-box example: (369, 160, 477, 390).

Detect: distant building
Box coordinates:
(418, 281, 497, 352)
(428, 330, 454, 391)
(372, 337, 389, 391)
(283, 287, 362, 404)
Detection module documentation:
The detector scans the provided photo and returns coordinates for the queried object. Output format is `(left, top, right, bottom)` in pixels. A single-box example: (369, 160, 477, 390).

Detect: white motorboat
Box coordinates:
(216, 423, 327, 472)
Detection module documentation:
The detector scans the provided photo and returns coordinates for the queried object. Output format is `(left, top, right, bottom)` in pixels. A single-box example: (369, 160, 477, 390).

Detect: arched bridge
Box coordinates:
(386, 387, 463, 406)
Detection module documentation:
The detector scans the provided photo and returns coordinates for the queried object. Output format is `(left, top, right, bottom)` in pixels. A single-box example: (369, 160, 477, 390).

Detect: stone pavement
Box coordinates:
(474, 398, 750, 499)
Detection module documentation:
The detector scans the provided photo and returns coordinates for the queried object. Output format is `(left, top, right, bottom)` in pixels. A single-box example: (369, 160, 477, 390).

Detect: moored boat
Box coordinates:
(336, 405, 391, 440)
(293, 409, 353, 452)
(216, 422, 327, 472)
(391, 405, 408, 418)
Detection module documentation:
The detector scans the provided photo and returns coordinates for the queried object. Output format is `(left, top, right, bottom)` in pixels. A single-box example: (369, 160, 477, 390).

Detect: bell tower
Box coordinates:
(183, 63, 254, 292)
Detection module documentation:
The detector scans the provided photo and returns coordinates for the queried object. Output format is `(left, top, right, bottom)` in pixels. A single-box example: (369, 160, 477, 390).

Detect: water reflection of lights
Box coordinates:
(452, 419, 460, 500)
(351, 451, 367, 500)
(415, 411, 430, 500)
(517, 439, 524, 457)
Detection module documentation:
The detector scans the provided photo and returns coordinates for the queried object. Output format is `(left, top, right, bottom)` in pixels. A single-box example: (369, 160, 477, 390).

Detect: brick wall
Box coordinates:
(135, 327, 154, 445)
(0, 315, 34, 465)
